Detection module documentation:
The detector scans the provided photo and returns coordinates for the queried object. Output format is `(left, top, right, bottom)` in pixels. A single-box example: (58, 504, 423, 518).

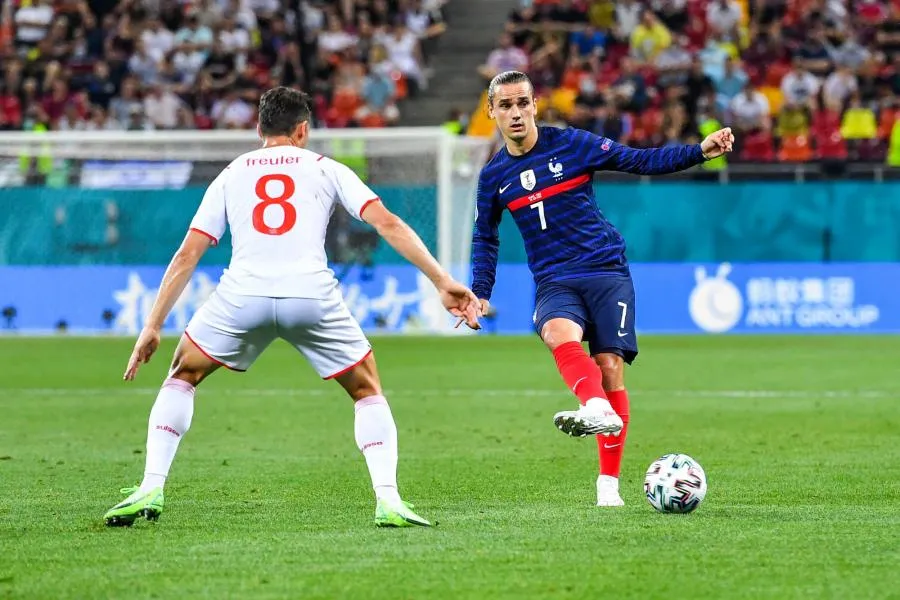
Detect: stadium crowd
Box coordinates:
(479, 0, 900, 163)
(0, 0, 446, 131)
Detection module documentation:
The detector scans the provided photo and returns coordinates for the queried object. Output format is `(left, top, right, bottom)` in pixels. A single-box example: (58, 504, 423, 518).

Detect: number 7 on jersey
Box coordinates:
(531, 201, 547, 230)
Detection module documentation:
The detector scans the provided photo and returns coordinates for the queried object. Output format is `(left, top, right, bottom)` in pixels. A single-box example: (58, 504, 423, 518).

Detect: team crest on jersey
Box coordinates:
(520, 169, 536, 191)
(548, 158, 563, 180)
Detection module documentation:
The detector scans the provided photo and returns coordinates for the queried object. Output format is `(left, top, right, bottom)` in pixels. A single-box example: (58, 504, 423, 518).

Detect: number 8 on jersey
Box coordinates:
(253, 174, 297, 236)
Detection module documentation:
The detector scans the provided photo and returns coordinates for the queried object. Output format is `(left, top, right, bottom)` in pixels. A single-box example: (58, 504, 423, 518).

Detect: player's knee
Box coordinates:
(335, 354, 383, 401)
(540, 318, 583, 351)
(595, 354, 624, 391)
(168, 365, 207, 387)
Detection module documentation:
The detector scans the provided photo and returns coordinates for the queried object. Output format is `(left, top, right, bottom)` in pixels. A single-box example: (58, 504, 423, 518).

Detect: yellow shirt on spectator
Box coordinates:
(776, 107, 810, 137)
(588, 1, 615, 30)
(630, 23, 671, 61)
(840, 107, 877, 139)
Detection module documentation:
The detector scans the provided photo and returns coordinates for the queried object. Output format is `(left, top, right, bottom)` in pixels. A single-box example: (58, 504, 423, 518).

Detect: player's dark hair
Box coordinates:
(487, 71, 534, 106)
(258, 86, 312, 137)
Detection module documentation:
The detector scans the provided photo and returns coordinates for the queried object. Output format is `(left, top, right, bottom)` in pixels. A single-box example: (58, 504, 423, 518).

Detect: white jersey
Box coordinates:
(189, 145, 378, 298)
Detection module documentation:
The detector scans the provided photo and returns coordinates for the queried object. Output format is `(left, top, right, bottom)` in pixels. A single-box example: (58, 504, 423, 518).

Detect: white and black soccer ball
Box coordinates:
(644, 453, 708, 514)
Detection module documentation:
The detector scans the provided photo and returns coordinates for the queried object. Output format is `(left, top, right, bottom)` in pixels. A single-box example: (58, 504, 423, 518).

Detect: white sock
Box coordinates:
(354, 395, 401, 504)
(139, 378, 195, 493)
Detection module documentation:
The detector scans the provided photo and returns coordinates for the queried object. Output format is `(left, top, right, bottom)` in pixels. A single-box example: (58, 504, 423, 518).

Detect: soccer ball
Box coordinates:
(644, 453, 708, 514)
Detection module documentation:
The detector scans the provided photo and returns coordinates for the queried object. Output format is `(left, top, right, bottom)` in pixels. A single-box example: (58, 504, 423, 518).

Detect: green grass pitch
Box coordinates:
(1, 335, 899, 599)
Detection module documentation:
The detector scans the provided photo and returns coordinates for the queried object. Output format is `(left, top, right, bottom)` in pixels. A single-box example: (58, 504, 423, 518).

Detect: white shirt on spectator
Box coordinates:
(144, 90, 183, 129)
(379, 31, 423, 77)
(301, 0, 325, 33)
(173, 50, 207, 83)
(318, 29, 358, 54)
(823, 71, 858, 106)
(129, 53, 159, 85)
(15, 3, 54, 43)
(142, 27, 175, 63)
(211, 98, 254, 128)
(406, 9, 432, 37)
(486, 46, 529, 74)
(615, 0, 642, 37)
(220, 27, 250, 54)
(730, 91, 770, 128)
(706, 0, 742, 34)
(247, 0, 279, 13)
(781, 70, 821, 105)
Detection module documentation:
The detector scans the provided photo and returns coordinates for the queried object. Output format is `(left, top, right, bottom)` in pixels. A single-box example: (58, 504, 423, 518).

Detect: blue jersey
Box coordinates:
(470, 126, 705, 300)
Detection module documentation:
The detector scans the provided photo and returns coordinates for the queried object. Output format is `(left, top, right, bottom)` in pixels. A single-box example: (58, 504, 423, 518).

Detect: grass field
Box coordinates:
(1, 335, 899, 600)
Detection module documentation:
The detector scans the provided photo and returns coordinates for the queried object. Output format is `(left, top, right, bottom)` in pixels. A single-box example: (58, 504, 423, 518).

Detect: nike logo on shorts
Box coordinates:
(617, 330, 628, 337)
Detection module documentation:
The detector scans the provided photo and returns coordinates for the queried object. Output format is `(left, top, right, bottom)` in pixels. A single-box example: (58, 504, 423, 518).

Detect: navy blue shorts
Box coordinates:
(533, 274, 638, 364)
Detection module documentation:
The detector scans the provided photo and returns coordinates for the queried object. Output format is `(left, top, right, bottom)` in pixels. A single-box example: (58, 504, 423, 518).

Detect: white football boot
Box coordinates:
(553, 397, 623, 437)
(596, 475, 625, 507)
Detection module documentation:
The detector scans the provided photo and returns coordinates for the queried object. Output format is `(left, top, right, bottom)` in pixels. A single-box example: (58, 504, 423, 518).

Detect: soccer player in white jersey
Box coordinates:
(103, 87, 481, 528)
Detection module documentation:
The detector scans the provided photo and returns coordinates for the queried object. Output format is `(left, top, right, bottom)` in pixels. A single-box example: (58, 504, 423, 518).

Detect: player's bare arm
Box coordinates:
(123, 230, 212, 381)
(362, 201, 482, 329)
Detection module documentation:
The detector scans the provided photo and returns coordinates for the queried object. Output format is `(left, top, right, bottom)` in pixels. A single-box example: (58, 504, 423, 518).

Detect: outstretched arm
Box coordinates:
(584, 128, 734, 175)
(124, 231, 211, 380)
(362, 202, 480, 329)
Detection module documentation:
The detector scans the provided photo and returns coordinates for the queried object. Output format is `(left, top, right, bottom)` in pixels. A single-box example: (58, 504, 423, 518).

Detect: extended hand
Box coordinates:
(436, 277, 482, 330)
(700, 127, 735, 159)
(124, 326, 161, 381)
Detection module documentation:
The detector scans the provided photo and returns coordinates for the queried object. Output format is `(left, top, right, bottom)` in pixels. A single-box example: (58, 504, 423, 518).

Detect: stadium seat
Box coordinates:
(856, 138, 887, 161)
(878, 107, 899, 140)
(811, 109, 843, 138)
(738, 130, 775, 161)
(764, 62, 791, 87)
(778, 134, 813, 162)
(816, 130, 848, 160)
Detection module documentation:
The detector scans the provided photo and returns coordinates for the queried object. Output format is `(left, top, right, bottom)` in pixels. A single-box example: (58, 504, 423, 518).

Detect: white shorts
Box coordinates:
(184, 289, 372, 378)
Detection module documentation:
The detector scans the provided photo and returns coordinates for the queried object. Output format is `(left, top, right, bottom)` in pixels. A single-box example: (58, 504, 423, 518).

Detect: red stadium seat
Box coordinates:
(764, 62, 791, 87)
(878, 108, 899, 139)
(811, 109, 842, 138)
(738, 130, 775, 162)
(816, 130, 848, 160)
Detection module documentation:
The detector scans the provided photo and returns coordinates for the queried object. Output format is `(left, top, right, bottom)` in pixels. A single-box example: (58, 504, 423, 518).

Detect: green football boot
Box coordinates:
(104, 486, 164, 527)
(374, 499, 432, 528)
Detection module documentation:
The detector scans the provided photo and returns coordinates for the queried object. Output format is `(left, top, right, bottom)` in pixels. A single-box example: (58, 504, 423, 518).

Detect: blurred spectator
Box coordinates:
(706, 0, 742, 40)
(655, 35, 692, 87)
(15, 0, 54, 54)
(615, 0, 643, 39)
(776, 102, 810, 137)
(781, 59, 821, 108)
(479, 33, 529, 81)
(714, 57, 748, 111)
(144, 84, 182, 129)
(730, 81, 771, 132)
(211, 88, 254, 129)
(823, 65, 858, 109)
(378, 20, 427, 93)
(630, 9, 672, 63)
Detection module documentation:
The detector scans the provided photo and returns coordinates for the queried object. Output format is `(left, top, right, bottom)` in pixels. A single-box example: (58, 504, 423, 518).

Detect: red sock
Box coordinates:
(552, 341, 607, 405)
(598, 389, 630, 477)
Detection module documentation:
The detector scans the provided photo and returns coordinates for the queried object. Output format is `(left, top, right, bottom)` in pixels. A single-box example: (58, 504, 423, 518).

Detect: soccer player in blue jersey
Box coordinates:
(468, 71, 733, 507)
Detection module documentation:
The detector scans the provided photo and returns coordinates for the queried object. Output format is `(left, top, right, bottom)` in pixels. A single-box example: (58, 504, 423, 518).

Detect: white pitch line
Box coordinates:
(4, 388, 896, 399)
